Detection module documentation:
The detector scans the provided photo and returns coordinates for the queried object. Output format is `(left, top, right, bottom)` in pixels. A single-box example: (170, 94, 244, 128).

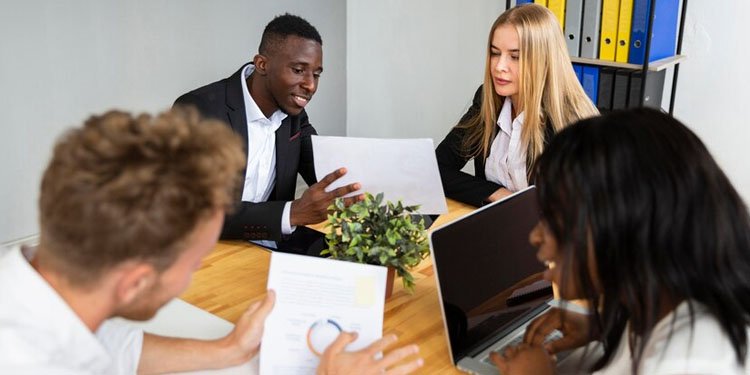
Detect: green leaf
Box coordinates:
(386, 230, 397, 245)
(379, 253, 388, 265)
(323, 192, 429, 294)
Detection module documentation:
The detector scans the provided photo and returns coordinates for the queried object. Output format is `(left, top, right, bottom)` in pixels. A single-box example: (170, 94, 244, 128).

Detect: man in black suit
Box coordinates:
(175, 14, 360, 241)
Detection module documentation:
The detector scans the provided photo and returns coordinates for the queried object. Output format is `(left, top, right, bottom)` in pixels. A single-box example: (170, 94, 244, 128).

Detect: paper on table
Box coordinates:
(117, 299, 257, 374)
(259, 252, 387, 374)
(312, 135, 448, 214)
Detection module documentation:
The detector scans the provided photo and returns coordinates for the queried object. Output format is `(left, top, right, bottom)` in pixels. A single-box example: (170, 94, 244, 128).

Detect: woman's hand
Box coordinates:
(487, 187, 513, 202)
(523, 307, 593, 354)
(490, 343, 555, 375)
(316, 332, 423, 375)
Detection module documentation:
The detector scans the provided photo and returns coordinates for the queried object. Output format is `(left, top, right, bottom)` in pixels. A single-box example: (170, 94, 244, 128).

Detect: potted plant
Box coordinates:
(322, 192, 430, 297)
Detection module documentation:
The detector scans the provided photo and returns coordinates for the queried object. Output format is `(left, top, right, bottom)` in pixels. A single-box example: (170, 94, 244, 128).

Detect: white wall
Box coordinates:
(675, 1, 750, 202)
(346, 0, 504, 140)
(346, 1, 750, 204)
(0, 0, 346, 242)
(4, 0, 748, 242)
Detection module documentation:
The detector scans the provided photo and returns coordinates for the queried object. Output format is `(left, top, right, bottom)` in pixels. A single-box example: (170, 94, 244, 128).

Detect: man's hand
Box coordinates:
(218, 290, 276, 366)
(490, 343, 555, 375)
(291, 168, 363, 226)
(137, 291, 276, 374)
(316, 332, 423, 375)
(523, 307, 593, 354)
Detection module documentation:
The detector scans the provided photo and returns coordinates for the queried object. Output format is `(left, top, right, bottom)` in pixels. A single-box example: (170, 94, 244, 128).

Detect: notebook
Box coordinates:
(430, 186, 558, 374)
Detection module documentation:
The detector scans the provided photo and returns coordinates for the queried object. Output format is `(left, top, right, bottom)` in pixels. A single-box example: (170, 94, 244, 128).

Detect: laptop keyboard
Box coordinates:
(480, 329, 563, 364)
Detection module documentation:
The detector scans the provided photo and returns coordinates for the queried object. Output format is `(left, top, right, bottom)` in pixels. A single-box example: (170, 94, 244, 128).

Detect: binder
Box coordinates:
(547, 0, 567, 29)
(564, 0, 584, 56)
(628, 0, 680, 64)
(615, 0, 634, 63)
(597, 67, 617, 112)
(534, 0, 548, 6)
(580, 0, 602, 59)
(627, 69, 666, 108)
(599, 0, 620, 61)
(611, 69, 630, 110)
(572, 63, 584, 83)
(516, 0, 534, 4)
(581, 66, 600, 104)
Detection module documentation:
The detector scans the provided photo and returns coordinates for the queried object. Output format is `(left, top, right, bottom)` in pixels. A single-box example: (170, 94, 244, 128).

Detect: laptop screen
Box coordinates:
(430, 187, 552, 362)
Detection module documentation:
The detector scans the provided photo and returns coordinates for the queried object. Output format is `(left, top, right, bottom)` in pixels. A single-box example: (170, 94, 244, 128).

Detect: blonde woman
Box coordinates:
(436, 4, 598, 207)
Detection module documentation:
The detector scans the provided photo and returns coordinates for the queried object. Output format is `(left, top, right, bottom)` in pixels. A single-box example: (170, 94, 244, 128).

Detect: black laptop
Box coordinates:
(430, 186, 558, 374)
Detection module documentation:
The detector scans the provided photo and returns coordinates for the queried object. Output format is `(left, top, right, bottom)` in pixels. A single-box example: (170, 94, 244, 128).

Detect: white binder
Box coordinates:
(581, 0, 603, 58)
(564, 0, 585, 56)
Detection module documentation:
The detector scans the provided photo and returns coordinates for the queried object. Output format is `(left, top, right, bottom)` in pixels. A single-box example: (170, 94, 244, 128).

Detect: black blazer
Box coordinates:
(174, 63, 317, 241)
(435, 85, 554, 207)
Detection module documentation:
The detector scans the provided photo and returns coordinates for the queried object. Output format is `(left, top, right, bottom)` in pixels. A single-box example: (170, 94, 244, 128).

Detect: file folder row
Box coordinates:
(572, 63, 666, 112)
(513, 0, 680, 64)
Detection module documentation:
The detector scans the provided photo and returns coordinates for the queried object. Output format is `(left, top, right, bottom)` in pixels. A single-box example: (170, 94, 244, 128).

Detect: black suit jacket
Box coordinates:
(435, 85, 554, 207)
(174, 63, 317, 240)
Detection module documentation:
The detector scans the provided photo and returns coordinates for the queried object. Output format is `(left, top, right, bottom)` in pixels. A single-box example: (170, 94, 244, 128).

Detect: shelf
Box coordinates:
(570, 55, 687, 71)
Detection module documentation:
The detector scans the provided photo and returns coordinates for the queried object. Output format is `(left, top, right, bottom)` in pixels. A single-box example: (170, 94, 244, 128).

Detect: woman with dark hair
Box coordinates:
(492, 108, 750, 374)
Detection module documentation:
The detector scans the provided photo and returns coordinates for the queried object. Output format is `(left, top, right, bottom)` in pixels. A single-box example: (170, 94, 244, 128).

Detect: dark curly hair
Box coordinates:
(259, 13, 322, 56)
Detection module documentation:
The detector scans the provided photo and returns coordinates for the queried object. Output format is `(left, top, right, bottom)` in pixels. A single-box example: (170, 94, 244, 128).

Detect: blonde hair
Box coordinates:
(38, 108, 245, 286)
(460, 4, 598, 171)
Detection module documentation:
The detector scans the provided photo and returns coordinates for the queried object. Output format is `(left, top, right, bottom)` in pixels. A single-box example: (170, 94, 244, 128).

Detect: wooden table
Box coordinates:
(181, 199, 475, 374)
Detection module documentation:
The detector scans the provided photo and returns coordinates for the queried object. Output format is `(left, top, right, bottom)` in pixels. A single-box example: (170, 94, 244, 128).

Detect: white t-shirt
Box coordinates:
(0, 246, 143, 374)
(595, 301, 750, 374)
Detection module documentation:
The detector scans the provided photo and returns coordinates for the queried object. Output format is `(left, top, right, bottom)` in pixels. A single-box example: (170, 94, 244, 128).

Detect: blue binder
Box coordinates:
(581, 66, 599, 104)
(573, 63, 584, 83)
(516, 0, 534, 4)
(628, 0, 680, 64)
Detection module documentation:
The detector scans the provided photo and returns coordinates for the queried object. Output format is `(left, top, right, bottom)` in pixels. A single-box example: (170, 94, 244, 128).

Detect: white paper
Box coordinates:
(117, 299, 257, 374)
(260, 252, 387, 374)
(312, 135, 448, 214)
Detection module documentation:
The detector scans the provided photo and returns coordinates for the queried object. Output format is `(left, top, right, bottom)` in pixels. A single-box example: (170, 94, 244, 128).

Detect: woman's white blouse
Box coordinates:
(484, 98, 528, 192)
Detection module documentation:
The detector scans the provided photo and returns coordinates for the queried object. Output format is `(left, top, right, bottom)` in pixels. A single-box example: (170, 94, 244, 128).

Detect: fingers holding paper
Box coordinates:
(316, 333, 423, 375)
(291, 168, 363, 226)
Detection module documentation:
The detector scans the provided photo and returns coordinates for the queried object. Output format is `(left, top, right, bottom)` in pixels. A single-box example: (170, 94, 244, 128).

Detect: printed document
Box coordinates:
(312, 135, 448, 214)
(259, 252, 387, 374)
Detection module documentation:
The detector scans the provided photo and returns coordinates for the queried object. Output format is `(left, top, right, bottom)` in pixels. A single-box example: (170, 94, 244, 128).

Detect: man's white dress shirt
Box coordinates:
(484, 98, 529, 193)
(0, 246, 143, 374)
(240, 64, 294, 234)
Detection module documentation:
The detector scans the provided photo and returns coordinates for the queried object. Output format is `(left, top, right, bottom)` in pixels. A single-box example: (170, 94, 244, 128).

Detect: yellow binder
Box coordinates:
(534, 0, 548, 6)
(599, 0, 620, 61)
(615, 0, 634, 62)
(547, 0, 567, 30)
